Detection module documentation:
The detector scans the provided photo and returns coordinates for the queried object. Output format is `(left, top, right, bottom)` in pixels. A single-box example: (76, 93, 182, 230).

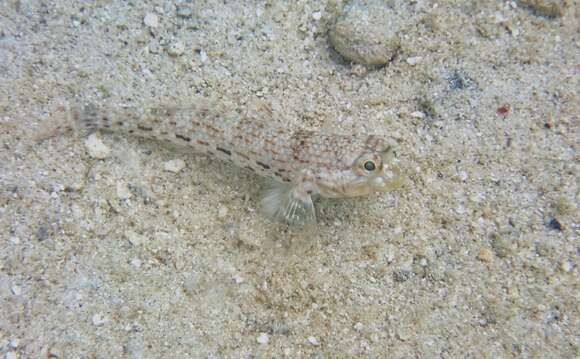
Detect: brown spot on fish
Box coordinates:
(216, 147, 232, 156)
(197, 139, 209, 146)
(256, 161, 270, 170)
(205, 124, 220, 134)
(138, 125, 153, 132)
(234, 151, 250, 161)
(176, 134, 191, 142)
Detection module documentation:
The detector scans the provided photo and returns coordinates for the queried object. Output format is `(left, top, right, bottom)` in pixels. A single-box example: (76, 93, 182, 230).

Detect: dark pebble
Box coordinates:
(393, 269, 412, 283)
(36, 226, 50, 241)
(548, 218, 563, 231)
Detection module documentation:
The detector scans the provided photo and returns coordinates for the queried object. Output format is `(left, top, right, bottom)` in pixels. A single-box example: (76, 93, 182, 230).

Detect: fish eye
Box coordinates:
(363, 160, 376, 171)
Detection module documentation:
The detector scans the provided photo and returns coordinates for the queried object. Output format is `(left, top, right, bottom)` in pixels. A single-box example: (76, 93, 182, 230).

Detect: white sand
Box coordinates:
(0, 1, 577, 357)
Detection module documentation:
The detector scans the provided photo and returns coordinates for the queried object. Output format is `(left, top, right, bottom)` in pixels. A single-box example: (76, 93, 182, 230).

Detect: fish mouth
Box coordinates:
(316, 164, 403, 198)
(372, 164, 403, 192)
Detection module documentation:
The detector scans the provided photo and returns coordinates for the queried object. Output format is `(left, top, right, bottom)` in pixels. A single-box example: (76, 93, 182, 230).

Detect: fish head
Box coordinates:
(314, 136, 403, 198)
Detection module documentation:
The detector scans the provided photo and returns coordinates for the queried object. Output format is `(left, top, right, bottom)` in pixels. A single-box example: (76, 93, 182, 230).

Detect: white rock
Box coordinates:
(84, 134, 111, 159)
(256, 333, 269, 344)
(167, 41, 185, 57)
(329, 0, 409, 66)
(11, 285, 21, 296)
(354, 322, 364, 331)
(144, 13, 159, 28)
(218, 206, 228, 219)
(307, 336, 319, 346)
(116, 181, 132, 200)
(163, 159, 186, 173)
(199, 50, 208, 63)
(232, 275, 244, 284)
(92, 313, 107, 326)
(5, 352, 18, 359)
(130, 258, 142, 268)
(406, 56, 423, 65)
(560, 260, 572, 273)
(410, 111, 426, 119)
(312, 11, 322, 20)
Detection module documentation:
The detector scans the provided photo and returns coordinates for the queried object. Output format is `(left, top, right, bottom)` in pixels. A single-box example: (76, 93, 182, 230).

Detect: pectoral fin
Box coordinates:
(260, 181, 316, 226)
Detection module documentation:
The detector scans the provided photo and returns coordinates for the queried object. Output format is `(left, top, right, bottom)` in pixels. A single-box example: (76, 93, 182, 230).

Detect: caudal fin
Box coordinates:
(33, 104, 77, 143)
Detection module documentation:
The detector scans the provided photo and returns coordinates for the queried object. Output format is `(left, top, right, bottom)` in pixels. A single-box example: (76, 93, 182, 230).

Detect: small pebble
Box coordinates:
(312, 11, 322, 20)
(406, 56, 422, 66)
(198, 50, 208, 63)
(92, 313, 107, 326)
(163, 159, 186, 173)
(9, 237, 20, 244)
(232, 274, 244, 284)
(176, 5, 193, 18)
(116, 181, 132, 200)
(477, 248, 493, 263)
(393, 269, 412, 283)
(218, 206, 229, 219)
(5, 352, 18, 359)
(307, 336, 319, 346)
(329, 0, 408, 66)
(167, 41, 185, 57)
(497, 105, 510, 115)
(547, 218, 563, 231)
(143, 12, 159, 28)
(11, 285, 21, 296)
(36, 226, 50, 241)
(354, 322, 364, 331)
(560, 260, 572, 273)
(9, 339, 19, 348)
(84, 134, 111, 159)
(130, 258, 142, 268)
(410, 111, 425, 119)
(256, 333, 269, 344)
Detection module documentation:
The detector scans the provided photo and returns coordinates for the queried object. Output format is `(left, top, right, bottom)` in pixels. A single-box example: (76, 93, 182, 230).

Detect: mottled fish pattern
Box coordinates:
(69, 100, 403, 224)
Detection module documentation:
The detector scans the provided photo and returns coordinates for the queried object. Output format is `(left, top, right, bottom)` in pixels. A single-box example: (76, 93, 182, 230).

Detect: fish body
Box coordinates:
(72, 100, 402, 224)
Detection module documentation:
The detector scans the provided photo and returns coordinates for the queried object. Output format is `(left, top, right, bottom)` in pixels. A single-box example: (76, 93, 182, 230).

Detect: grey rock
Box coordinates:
(329, 0, 409, 66)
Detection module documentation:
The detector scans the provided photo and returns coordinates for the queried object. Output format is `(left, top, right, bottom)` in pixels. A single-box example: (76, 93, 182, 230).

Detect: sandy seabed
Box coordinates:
(0, 1, 578, 358)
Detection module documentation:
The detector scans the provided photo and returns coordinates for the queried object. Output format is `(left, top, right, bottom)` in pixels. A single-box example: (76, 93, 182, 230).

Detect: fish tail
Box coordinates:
(33, 104, 79, 143)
